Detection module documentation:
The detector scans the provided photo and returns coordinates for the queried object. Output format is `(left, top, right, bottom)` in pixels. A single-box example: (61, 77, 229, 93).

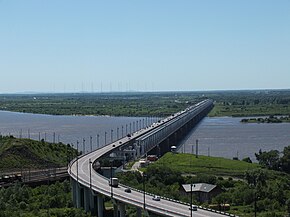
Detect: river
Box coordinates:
(179, 116, 290, 161)
(0, 111, 289, 161)
(0, 111, 156, 153)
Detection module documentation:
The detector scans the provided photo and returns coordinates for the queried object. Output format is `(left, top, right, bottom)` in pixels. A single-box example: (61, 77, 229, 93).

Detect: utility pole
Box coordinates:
(111, 129, 113, 143)
(143, 173, 147, 210)
(90, 136, 92, 152)
(83, 138, 85, 154)
(89, 158, 92, 189)
(76, 140, 79, 182)
(97, 134, 99, 149)
(110, 160, 113, 198)
(190, 183, 193, 217)
(254, 179, 257, 217)
(195, 139, 199, 158)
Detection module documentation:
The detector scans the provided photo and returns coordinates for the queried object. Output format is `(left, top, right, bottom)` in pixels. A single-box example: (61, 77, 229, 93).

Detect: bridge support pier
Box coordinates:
(84, 188, 90, 212)
(136, 207, 142, 217)
(97, 194, 104, 217)
(113, 203, 118, 217)
(71, 180, 82, 209)
(71, 179, 77, 207)
(118, 203, 126, 217)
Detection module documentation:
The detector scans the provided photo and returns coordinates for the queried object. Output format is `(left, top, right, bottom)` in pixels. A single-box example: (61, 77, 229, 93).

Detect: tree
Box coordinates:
(255, 149, 280, 170)
(286, 198, 290, 214)
(280, 146, 290, 173)
(242, 157, 252, 163)
(245, 169, 268, 217)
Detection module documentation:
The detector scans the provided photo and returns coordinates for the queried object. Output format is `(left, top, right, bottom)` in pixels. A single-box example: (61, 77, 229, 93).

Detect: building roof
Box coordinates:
(182, 183, 217, 193)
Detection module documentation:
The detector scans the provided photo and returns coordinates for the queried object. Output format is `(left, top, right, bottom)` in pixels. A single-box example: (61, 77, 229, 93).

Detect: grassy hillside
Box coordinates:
(155, 153, 260, 178)
(0, 136, 77, 171)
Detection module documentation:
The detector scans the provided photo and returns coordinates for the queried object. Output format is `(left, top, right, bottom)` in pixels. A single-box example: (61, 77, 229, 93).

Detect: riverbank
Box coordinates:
(1, 90, 290, 118)
(241, 115, 290, 123)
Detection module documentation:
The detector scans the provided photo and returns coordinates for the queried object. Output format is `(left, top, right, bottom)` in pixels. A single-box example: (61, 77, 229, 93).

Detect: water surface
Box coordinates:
(1, 111, 289, 161)
(0, 111, 152, 152)
(180, 117, 290, 161)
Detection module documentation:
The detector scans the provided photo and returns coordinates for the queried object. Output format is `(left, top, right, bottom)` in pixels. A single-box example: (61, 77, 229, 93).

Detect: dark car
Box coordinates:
(124, 188, 131, 193)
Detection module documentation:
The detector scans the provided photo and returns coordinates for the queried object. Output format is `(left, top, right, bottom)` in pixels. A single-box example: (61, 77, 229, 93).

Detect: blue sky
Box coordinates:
(0, 1, 289, 93)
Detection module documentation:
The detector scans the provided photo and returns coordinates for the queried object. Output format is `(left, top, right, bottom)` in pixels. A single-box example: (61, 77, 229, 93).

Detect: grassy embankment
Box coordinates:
(0, 137, 91, 217)
(154, 152, 260, 178)
(0, 136, 77, 171)
(119, 153, 289, 217)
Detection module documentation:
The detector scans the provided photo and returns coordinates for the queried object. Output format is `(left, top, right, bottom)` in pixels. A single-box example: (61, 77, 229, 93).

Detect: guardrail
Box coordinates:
(68, 100, 239, 217)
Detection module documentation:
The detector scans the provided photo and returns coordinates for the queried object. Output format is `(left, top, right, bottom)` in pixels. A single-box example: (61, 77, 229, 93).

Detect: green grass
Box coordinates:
(0, 136, 77, 171)
(209, 103, 290, 117)
(156, 153, 260, 178)
(1, 90, 290, 117)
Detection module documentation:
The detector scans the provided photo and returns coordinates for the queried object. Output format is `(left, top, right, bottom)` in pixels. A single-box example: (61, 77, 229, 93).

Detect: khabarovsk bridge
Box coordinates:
(68, 99, 235, 217)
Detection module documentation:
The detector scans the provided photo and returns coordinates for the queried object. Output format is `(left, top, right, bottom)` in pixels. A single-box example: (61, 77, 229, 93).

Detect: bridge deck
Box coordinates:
(68, 100, 232, 217)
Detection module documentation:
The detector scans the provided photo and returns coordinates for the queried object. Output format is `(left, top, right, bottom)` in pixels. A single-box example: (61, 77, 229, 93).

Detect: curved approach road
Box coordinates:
(68, 101, 228, 217)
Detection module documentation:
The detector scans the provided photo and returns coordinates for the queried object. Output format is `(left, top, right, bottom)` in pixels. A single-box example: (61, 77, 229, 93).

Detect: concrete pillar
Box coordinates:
(90, 194, 97, 216)
(113, 204, 118, 217)
(118, 203, 126, 217)
(71, 179, 77, 207)
(84, 187, 90, 212)
(97, 194, 104, 217)
(174, 132, 177, 144)
(136, 207, 142, 217)
(76, 184, 82, 208)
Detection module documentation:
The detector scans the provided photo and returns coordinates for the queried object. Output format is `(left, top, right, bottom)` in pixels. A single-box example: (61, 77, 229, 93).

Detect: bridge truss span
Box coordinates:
(68, 99, 234, 217)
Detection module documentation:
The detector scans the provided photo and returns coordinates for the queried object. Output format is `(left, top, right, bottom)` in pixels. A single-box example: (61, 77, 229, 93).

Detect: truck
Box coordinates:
(109, 178, 119, 187)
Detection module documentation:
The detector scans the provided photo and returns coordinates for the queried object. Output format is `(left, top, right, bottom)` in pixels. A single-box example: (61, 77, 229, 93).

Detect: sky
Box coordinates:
(0, 0, 290, 93)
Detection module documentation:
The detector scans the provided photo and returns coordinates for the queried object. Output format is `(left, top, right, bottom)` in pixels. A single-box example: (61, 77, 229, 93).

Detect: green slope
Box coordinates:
(156, 153, 260, 178)
(0, 136, 77, 170)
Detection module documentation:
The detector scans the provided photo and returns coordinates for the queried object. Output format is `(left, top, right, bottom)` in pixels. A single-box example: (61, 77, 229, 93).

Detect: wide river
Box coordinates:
(179, 116, 290, 161)
(0, 111, 289, 161)
(0, 110, 155, 153)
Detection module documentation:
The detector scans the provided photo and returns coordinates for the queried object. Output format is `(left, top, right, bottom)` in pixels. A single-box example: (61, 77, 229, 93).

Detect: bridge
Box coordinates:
(68, 99, 233, 217)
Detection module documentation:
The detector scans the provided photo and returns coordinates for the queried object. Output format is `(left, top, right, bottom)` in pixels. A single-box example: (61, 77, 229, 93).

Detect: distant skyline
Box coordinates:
(1, 1, 290, 93)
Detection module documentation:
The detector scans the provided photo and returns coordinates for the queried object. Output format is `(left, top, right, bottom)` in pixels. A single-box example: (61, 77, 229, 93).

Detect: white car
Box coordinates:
(152, 195, 160, 201)
(189, 205, 198, 211)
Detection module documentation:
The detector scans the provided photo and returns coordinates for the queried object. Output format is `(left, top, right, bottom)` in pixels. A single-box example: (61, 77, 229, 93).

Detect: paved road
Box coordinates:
(68, 100, 229, 217)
